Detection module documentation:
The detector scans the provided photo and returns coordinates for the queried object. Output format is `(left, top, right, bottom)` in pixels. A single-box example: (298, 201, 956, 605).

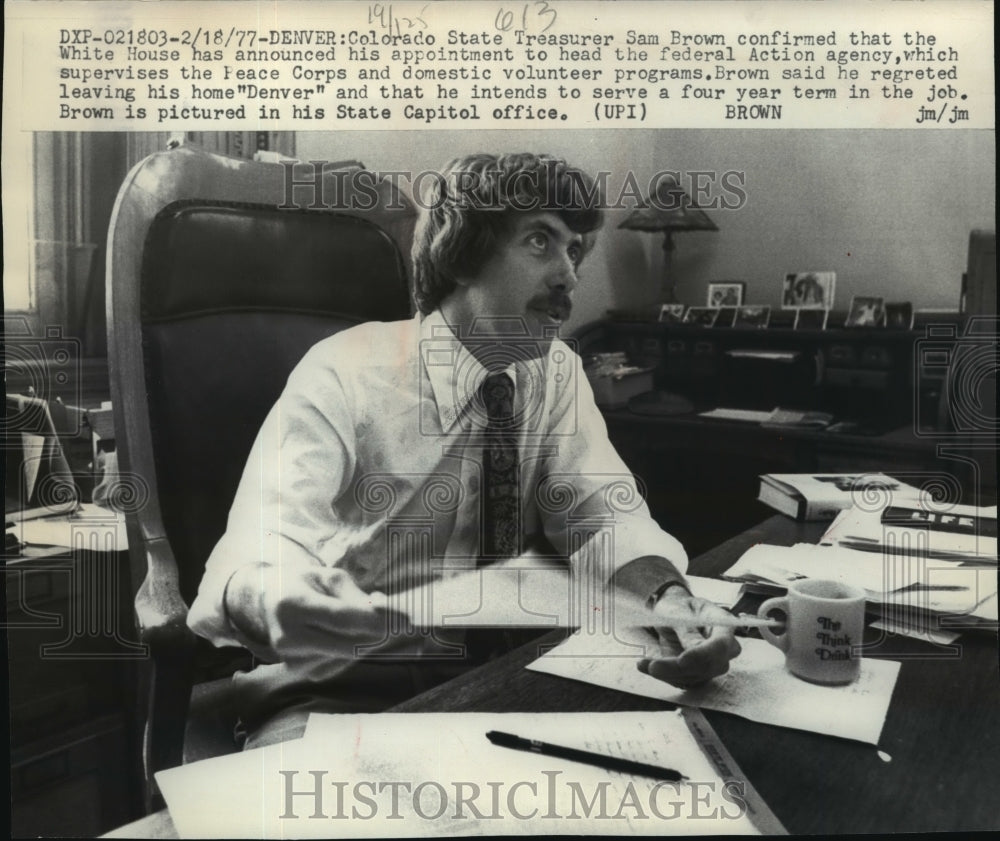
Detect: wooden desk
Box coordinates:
(6, 508, 142, 836)
(106, 516, 1000, 837)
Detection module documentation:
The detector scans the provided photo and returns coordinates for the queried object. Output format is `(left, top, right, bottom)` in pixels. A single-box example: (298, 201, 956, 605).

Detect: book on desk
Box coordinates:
(757, 472, 922, 522)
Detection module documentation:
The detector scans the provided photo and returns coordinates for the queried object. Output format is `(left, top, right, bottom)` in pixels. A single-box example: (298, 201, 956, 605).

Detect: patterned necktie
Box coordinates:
(468, 371, 535, 663)
(479, 372, 520, 565)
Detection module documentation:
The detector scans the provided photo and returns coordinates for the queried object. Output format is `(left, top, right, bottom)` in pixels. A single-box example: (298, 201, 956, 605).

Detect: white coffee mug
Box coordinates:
(757, 579, 866, 685)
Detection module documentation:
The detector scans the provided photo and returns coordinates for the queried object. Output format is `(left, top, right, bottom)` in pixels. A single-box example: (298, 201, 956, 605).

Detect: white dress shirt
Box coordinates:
(187, 309, 686, 717)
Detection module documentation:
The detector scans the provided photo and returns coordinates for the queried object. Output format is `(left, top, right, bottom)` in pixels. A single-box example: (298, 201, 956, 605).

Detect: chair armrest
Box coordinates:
(134, 537, 197, 653)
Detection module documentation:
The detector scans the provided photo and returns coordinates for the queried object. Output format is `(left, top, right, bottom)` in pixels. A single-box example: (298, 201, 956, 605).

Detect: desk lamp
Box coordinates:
(618, 176, 718, 416)
(618, 174, 719, 306)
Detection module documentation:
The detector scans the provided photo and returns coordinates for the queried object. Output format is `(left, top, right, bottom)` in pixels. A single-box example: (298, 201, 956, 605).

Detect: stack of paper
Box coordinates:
(14, 503, 128, 550)
(822, 501, 997, 562)
(729, 489, 997, 635)
(759, 408, 834, 430)
(157, 711, 780, 837)
(723, 541, 997, 629)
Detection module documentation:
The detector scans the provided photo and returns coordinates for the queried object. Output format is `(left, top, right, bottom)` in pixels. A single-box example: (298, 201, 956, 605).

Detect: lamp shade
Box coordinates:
(618, 174, 719, 233)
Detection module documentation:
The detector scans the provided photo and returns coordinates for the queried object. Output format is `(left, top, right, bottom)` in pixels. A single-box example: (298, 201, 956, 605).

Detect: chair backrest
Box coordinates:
(107, 145, 415, 607)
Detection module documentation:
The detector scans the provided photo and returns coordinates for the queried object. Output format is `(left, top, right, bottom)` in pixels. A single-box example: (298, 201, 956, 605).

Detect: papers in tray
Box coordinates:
(725, 350, 800, 363)
(527, 630, 900, 746)
(725, 495, 998, 635)
(157, 711, 781, 837)
(698, 407, 833, 427)
(759, 408, 834, 430)
(698, 407, 774, 423)
(12, 502, 128, 549)
(723, 542, 998, 626)
(822, 502, 997, 562)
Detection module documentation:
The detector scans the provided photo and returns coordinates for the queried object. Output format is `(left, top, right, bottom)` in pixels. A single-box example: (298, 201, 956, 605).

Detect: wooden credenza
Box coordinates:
(6, 525, 145, 836)
(576, 315, 988, 557)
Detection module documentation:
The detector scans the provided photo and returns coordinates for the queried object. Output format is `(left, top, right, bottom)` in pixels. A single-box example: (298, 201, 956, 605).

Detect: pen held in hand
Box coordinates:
(485, 730, 687, 782)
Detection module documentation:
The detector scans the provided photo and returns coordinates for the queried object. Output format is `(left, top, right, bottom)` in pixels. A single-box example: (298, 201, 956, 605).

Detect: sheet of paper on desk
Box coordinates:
(698, 407, 774, 423)
(527, 630, 900, 746)
(14, 503, 128, 549)
(869, 617, 961, 646)
(157, 711, 770, 837)
(685, 575, 744, 608)
(394, 566, 744, 629)
(725, 350, 800, 362)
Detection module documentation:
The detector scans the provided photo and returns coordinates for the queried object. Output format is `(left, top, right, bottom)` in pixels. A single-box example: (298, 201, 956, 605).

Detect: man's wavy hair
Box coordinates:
(412, 153, 605, 315)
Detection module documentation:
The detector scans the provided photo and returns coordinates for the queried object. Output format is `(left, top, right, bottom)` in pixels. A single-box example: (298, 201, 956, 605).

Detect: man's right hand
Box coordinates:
(223, 563, 396, 662)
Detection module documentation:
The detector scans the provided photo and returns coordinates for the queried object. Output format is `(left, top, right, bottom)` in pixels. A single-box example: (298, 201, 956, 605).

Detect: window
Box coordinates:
(3, 128, 35, 311)
(4, 131, 295, 358)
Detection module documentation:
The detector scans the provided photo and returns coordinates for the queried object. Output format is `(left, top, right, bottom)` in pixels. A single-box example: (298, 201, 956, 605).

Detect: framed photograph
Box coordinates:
(885, 302, 914, 329)
(714, 306, 737, 328)
(794, 308, 829, 330)
(734, 305, 771, 329)
(658, 303, 687, 323)
(707, 281, 745, 308)
(846, 296, 886, 327)
(782, 272, 836, 310)
(683, 306, 720, 327)
(769, 308, 797, 329)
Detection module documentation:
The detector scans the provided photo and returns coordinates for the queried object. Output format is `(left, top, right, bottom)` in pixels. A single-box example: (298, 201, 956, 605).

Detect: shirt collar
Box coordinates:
(420, 309, 521, 433)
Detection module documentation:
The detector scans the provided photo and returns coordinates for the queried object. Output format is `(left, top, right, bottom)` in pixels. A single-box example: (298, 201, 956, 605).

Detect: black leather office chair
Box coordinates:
(106, 145, 415, 810)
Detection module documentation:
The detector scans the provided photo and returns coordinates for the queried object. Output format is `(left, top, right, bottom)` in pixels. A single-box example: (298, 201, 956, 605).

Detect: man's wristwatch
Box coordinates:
(647, 579, 692, 609)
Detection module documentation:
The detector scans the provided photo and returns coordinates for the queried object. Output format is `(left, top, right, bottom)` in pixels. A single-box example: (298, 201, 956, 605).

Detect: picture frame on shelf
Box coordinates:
(885, 302, 914, 329)
(683, 306, 721, 327)
(768, 308, 797, 329)
(734, 305, 771, 329)
(782, 272, 836, 310)
(714, 306, 738, 328)
(707, 281, 746, 308)
(658, 303, 687, 323)
(794, 308, 829, 330)
(846, 296, 886, 327)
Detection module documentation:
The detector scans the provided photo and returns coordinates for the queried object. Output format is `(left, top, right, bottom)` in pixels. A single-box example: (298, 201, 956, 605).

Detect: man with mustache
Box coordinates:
(188, 152, 740, 748)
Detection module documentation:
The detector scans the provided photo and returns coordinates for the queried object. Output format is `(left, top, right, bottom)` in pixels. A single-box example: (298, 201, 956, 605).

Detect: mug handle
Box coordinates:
(757, 596, 790, 652)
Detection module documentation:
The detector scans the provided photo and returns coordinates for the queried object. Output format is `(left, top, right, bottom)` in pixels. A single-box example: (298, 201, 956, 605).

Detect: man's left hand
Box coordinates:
(637, 586, 742, 688)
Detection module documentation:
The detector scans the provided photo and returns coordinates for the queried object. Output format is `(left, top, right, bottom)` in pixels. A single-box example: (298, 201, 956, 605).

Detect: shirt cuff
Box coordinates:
(611, 555, 689, 606)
